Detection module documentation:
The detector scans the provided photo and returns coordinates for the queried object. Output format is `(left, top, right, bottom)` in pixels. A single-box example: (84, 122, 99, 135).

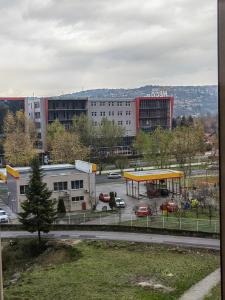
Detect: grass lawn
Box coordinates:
(204, 283, 221, 300)
(121, 215, 219, 233)
(4, 239, 220, 300)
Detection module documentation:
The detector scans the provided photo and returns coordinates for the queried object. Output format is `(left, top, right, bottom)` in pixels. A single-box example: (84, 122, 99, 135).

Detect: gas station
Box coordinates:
(123, 169, 184, 199)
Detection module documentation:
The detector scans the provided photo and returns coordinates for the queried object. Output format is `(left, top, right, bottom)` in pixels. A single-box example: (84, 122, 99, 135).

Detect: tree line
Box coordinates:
(133, 122, 207, 174)
(1, 112, 125, 166)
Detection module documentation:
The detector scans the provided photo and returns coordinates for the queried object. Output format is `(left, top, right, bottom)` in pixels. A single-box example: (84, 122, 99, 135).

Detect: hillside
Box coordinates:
(63, 85, 218, 117)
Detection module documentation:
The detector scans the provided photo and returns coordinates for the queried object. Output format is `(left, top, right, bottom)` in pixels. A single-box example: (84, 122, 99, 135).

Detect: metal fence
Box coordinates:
(54, 213, 220, 233)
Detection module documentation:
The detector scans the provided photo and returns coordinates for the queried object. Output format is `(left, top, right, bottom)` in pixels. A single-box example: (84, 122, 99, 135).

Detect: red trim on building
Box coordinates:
(169, 96, 174, 128)
(135, 96, 174, 131)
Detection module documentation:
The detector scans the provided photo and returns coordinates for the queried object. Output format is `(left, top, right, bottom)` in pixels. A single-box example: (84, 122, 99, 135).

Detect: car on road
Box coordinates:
(0, 210, 9, 223)
(115, 197, 126, 208)
(99, 193, 110, 202)
(107, 172, 122, 179)
(135, 205, 152, 217)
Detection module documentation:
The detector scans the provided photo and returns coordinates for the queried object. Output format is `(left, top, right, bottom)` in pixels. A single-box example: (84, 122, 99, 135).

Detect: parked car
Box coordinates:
(160, 201, 178, 213)
(0, 211, 9, 223)
(160, 188, 169, 196)
(99, 193, 110, 202)
(115, 197, 126, 208)
(135, 205, 152, 217)
(107, 172, 122, 179)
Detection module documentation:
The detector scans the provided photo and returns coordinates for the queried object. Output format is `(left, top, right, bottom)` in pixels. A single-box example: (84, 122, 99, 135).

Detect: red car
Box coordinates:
(135, 206, 152, 217)
(99, 193, 110, 202)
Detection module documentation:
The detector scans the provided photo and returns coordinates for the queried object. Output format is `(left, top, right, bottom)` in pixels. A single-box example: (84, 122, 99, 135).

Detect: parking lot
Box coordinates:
(95, 179, 171, 215)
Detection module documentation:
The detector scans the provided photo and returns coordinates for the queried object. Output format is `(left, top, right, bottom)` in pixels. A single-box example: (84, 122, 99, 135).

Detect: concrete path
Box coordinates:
(179, 268, 220, 300)
(0, 230, 220, 250)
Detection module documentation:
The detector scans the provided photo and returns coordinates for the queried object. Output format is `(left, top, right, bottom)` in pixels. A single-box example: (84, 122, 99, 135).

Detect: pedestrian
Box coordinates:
(115, 192, 117, 197)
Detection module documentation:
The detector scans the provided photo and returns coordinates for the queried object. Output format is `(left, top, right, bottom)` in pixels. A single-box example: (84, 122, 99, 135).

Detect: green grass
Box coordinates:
(170, 208, 219, 220)
(204, 283, 221, 300)
(4, 240, 220, 300)
(121, 215, 220, 233)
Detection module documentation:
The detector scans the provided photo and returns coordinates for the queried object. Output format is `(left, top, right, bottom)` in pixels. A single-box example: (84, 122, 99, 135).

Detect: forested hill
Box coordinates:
(64, 85, 218, 117)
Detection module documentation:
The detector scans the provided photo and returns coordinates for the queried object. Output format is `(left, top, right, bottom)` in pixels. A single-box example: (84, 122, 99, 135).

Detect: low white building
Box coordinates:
(6, 161, 96, 213)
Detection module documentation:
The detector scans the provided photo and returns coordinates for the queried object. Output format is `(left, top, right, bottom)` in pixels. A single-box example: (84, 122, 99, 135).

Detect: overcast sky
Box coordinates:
(0, 0, 217, 96)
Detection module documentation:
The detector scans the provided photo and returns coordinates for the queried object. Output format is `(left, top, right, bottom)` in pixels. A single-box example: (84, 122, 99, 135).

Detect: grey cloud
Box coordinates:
(0, 0, 217, 96)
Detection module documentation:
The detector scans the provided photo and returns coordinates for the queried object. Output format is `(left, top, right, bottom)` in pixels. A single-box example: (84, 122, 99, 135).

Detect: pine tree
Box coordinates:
(109, 192, 116, 210)
(57, 196, 66, 217)
(19, 158, 57, 245)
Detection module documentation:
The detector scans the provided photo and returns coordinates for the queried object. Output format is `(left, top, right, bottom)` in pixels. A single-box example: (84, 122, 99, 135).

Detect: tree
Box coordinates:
(72, 114, 97, 147)
(115, 157, 129, 172)
(47, 120, 90, 163)
(19, 158, 57, 245)
(57, 197, 66, 217)
(3, 111, 37, 166)
(109, 192, 116, 210)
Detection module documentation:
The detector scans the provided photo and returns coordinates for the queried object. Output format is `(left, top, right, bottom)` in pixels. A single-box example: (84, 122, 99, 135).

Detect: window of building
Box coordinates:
(34, 102, 40, 108)
(112, 102, 114, 106)
(100, 112, 105, 116)
(71, 180, 83, 190)
(118, 121, 123, 125)
(72, 196, 84, 202)
(118, 111, 122, 116)
(20, 185, 28, 195)
(112, 111, 114, 116)
(53, 182, 68, 191)
(35, 112, 40, 119)
(37, 132, 42, 139)
(35, 122, 41, 129)
(126, 120, 131, 125)
(126, 111, 131, 116)
(109, 111, 111, 116)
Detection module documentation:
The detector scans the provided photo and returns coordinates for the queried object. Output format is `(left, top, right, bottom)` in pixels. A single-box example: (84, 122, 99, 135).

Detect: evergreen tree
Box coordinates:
(19, 158, 57, 245)
(109, 192, 116, 210)
(57, 196, 66, 217)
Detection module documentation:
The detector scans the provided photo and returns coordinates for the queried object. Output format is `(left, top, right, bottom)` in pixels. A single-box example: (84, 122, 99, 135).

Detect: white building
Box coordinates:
(6, 161, 96, 213)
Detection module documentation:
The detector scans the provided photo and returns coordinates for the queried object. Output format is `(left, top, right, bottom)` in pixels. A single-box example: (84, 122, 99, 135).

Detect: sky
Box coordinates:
(0, 0, 217, 96)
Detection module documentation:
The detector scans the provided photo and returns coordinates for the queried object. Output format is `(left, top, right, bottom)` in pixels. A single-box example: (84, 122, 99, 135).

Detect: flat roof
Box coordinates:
(7, 164, 84, 180)
(123, 169, 184, 182)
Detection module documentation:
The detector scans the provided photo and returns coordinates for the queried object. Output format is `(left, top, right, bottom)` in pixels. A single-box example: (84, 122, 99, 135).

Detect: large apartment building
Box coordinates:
(0, 95, 174, 159)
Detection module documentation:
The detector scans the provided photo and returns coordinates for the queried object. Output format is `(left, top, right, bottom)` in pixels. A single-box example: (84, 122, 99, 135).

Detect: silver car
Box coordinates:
(107, 172, 122, 179)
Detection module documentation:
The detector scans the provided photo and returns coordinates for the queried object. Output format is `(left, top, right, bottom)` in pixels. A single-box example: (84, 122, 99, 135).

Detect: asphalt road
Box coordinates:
(96, 175, 124, 184)
(0, 230, 220, 250)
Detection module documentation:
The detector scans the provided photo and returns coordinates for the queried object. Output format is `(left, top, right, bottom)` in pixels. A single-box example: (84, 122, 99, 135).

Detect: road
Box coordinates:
(0, 230, 220, 250)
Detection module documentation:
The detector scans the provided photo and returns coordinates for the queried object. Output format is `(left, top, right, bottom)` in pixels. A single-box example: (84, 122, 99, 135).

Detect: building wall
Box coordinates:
(8, 167, 96, 213)
(47, 97, 88, 129)
(136, 97, 174, 132)
(88, 98, 136, 137)
(25, 97, 46, 150)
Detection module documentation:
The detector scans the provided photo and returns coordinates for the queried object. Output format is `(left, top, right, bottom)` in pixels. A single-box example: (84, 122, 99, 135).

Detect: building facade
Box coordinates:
(6, 161, 96, 213)
(88, 98, 136, 138)
(0, 95, 174, 159)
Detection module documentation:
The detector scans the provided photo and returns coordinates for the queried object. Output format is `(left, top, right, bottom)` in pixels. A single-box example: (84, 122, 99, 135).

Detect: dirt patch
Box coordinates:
(37, 239, 82, 266)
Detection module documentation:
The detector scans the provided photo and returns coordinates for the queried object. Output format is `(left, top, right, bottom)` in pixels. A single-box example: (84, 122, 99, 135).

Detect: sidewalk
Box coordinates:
(179, 268, 220, 300)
